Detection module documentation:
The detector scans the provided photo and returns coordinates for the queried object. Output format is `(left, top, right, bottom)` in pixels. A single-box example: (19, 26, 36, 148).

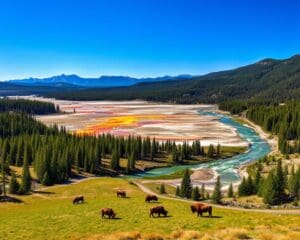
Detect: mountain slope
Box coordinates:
(47, 55, 300, 103)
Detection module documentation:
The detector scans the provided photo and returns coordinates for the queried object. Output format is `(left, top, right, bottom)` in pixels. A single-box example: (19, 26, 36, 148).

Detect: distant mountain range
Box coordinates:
(8, 74, 193, 88)
(2, 54, 300, 103)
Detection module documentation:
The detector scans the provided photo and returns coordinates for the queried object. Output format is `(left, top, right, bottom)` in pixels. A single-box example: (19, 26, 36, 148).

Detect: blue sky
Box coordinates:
(0, 0, 300, 80)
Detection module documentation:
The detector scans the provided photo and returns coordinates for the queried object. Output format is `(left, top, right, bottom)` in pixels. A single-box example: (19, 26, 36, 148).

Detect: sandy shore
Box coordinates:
(141, 168, 217, 187)
(234, 116, 277, 184)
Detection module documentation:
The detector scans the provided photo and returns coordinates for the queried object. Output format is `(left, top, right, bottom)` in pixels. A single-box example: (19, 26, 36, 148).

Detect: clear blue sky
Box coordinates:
(0, 0, 300, 80)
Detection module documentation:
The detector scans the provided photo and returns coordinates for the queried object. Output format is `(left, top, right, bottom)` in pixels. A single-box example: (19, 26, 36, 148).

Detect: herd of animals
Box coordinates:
(72, 190, 213, 219)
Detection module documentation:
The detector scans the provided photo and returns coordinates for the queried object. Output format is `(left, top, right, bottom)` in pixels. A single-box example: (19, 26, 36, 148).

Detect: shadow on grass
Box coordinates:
(200, 215, 222, 219)
(150, 215, 172, 218)
(147, 201, 162, 204)
(101, 217, 122, 220)
(0, 195, 23, 203)
(73, 202, 88, 205)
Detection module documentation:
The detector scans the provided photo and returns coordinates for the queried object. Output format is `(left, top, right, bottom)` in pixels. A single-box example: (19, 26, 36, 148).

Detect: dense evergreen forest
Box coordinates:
(0, 111, 222, 194)
(0, 98, 58, 114)
(219, 100, 300, 155)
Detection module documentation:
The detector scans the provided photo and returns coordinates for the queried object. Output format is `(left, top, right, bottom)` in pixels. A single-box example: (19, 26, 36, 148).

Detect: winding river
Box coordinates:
(133, 109, 271, 186)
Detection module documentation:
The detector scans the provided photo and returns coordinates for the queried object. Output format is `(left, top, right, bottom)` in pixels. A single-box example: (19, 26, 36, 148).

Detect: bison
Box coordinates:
(73, 195, 84, 204)
(117, 190, 126, 198)
(191, 203, 212, 217)
(150, 206, 168, 217)
(101, 208, 117, 219)
(145, 194, 158, 203)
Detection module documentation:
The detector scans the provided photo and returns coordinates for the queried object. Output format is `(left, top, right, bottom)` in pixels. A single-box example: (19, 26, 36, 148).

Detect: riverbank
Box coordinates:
(215, 109, 277, 184)
(216, 109, 277, 153)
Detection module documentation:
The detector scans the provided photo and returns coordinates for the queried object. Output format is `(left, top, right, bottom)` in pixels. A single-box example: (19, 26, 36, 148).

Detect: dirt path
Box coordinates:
(34, 176, 100, 192)
(133, 181, 300, 215)
(32, 175, 300, 215)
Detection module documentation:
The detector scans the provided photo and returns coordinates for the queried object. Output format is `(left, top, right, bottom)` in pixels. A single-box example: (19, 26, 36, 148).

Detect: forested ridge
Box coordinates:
(0, 98, 58, 114)
(46, 55, 300, 103)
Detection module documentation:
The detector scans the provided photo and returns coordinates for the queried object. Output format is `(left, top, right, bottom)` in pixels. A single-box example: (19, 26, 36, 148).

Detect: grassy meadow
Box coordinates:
(0, 177, 300, 240)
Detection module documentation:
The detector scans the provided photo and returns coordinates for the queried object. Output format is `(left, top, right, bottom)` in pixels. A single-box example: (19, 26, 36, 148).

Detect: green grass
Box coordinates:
(143, 182, 177, 195)
(0, 178, 299, 240)
(142, 169, 192, 180)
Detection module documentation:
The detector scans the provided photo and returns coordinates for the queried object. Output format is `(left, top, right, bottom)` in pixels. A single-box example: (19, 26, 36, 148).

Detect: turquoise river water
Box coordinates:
(132, 108, 271, 186)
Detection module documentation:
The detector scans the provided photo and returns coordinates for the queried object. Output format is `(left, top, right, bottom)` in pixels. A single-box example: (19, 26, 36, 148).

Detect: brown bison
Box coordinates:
(150, 206, 168, 217)
(117, 190, 126, 198)
(145, 194, 158, 203)
(191, 203, 212, 217)
(101, 208, 117, 219)
(73, 195, 84, 204)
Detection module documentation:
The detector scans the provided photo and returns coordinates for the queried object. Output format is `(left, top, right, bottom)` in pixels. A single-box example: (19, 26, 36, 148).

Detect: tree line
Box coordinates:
(239, 157, 300, 205)
(246, 101, 300, 154)
(219, 100, 300, 155)
(0, 98, 58, 114)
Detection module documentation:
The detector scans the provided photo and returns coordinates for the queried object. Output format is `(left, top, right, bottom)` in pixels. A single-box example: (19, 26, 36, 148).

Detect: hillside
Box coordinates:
(1, 177, 299, 240)
(46, 55, 300, 103)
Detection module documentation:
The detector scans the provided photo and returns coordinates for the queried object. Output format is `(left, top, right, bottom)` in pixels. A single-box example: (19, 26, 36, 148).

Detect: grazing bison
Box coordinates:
(101, 208, 117, 219)
(150, 206, 168, 217)
(117, 190, 126, 198)
(191, 203, 212, 217)
(73, 195, 84, 204)
(145, 194, 158, 203)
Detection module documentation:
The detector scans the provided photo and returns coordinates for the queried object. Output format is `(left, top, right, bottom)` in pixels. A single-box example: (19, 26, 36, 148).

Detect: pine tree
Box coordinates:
(246, 176, 254, 195)
(180, 169, 192, 198)
(42, 171, 52, 186)
(212, 176, 222, 203)
(150, 138, 156, 161)
(175, 186, 180, 196)
(254, 167, 262, 194)
(110, 148, 119, 170)
(201, 183, 205, 200)
(289, 167, 300, 200)
(191, 186, 200, 201)
(19, 156, 31, 194)
(275, 159, 285, 201)
(283, 165, 289, 189)
(216, 143, 221, 157)
(227, 183, 234, 198)
(9, 173, 19, 194)
(207, 144, 214, 158)
(130, 151, 135, 170)
(159, 184, 166, 194)
(171, 148, 179, 163)
(1, 156, 7, 197)
(205, 191, 210, 199)
(262, 170, 278, 205)
(238, 177, 247, 196)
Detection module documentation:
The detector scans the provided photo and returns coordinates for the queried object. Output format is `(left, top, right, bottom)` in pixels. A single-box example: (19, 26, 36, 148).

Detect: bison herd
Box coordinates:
(72, 192, 213, 219)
